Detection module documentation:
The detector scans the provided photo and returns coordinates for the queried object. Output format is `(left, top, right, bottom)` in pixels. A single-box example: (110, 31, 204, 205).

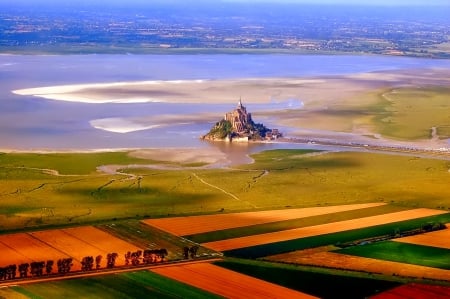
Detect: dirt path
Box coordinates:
(191, 172, 258, 209)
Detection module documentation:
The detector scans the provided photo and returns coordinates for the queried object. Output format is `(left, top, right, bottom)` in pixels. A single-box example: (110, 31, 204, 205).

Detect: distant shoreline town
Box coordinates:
(1, 3, 449, 58)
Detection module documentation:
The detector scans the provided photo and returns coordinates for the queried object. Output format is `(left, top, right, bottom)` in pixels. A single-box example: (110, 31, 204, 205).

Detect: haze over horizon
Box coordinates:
(2, 0, 449, 5)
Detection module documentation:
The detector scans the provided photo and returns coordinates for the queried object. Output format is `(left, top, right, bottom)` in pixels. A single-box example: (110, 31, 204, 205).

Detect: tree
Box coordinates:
(81, 256, 94, 271)
(45, 260, 54, 275)
(183, 246, 190, 259)
(57, 258, 73, 274)
(95, 255, 102, 269)
(18, 263, 29, 278)
(189, 245, 199, 259)
(106, 253, 118, 268)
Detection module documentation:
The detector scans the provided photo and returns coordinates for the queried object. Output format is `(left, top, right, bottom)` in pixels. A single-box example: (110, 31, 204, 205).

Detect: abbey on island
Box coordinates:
(202, 99, 282, 142)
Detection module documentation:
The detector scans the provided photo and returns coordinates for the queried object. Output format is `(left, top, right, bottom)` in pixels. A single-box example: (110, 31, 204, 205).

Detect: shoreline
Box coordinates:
(1, 133, 449, 168)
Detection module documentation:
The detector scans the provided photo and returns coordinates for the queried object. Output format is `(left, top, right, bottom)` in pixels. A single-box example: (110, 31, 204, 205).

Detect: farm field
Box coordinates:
(151, 262, 317, 299)
(1, 150, 450, 232)
(30, 226, 142, 270)
(202, 208, 448, 251)
(267, 250, 450, 282)
(394, 224, 450, 249)
(336, 241, 450, 270)
(96, 220, 218, 261)
(4, 270, 221, 299)
(371, 283, 450, 299)
(143, 202, 386, 236)
(188, 204, 409, 244)
(0, 226, 144, 273)
(0, 233, 70, 270)
(215, 258, 402, 299)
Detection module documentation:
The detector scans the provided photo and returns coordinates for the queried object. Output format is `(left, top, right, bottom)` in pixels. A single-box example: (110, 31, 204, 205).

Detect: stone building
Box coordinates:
(224, 98, 252, 133)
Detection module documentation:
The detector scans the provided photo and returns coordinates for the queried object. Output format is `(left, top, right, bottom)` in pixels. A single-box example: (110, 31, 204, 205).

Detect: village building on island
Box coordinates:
(202, 98, 282, 142)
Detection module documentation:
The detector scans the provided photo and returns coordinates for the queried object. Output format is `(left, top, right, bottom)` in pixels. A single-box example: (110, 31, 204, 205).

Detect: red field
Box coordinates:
(202, 208, 447, 251)
(151, 262, 317, 299)
(370, 283, 450, 299)
(143, 202, 386, 236)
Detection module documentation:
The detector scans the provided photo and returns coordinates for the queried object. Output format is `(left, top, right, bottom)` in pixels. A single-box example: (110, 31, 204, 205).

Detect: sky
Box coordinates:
(2, 0, 449, 5)
(225, 0, 449, 4)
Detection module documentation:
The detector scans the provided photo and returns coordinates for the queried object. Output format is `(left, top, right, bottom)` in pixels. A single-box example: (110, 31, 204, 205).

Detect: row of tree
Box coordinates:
(124, 249, 168, 266)
(0, 248, 169, 281)
(0, 258, 71, 280)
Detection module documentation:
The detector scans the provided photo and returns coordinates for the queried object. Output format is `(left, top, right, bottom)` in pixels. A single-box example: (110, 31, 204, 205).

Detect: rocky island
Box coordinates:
(202, 99, 282, 142)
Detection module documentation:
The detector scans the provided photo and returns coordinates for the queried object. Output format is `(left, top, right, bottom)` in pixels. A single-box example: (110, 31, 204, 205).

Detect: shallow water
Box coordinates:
(1, 54, 449, 151)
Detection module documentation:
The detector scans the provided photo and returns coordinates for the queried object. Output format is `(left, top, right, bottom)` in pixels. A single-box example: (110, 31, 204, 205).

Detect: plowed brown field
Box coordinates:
(394, 225, 450, 249)
(202, 209, 447, 251)
(0, 226, 140, 272)
(143, 203, 386, 236)
(0, 242, 29, 266)
(31, 227, 141, 269)
(151, 262, 317, 299)
(267, 250, 450, 282)
(0, 233, 69, 268)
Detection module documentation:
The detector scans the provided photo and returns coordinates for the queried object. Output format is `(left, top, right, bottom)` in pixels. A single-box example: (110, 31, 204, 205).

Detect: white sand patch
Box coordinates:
(90, 118, 162, 133)
(12, 79, 206, 104)
(90, 113, 217, 134)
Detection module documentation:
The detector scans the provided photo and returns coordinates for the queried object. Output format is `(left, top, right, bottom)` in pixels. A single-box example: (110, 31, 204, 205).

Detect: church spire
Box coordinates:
(238, 97, 242, 108)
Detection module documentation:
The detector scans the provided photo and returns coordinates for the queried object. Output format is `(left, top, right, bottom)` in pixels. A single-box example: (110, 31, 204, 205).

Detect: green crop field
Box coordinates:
(214, 258, 401, 299)
(1, 149, 449, 231)
(8, 271, 220, 299)
(224, 213, 450, 258)
(336, 241, 450, 270)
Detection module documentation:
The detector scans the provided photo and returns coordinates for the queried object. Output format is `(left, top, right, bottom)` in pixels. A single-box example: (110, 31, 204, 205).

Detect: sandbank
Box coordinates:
(8, 68, 450, 158)
(12, 69, 450, 106)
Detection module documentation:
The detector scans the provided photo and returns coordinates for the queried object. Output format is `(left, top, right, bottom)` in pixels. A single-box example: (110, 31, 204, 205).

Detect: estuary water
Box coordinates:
(1, 54, 449, 152)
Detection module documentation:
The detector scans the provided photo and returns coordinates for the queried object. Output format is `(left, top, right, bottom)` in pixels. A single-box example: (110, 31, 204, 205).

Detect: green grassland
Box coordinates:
(0, 152, 155, 175)
(374, 87, 450, 140)
(215, 258, 401, 299)
(274, 87, 450, 141)
(8, 271, 221, 299)
(336, 241, 450, 270)
(224, 213, 450, 258)
(1, 149, 449, 231)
